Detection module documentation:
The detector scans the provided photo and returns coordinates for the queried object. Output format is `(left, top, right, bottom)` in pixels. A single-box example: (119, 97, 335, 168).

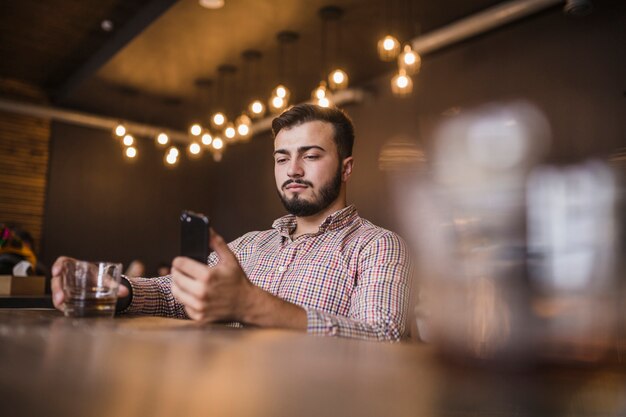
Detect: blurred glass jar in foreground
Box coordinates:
(390, 101, 622, 365)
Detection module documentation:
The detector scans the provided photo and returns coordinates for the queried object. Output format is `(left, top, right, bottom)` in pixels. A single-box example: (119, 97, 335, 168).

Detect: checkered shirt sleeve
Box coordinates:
(304, 232, 410, 341)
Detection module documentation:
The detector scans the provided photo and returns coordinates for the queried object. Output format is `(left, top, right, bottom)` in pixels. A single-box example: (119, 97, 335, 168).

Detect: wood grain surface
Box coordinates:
(0, 309, 625, 417)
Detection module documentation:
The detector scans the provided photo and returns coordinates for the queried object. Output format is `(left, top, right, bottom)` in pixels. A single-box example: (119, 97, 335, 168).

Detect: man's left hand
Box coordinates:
(171, 229, 255, 322)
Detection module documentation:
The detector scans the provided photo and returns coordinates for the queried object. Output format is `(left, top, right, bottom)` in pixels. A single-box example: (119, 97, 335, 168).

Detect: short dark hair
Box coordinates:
(271, 104, 355, 160)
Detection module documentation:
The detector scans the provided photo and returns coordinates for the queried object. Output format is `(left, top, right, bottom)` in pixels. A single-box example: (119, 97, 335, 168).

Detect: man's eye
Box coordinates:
(304, 155, 320, 160)
(276, 158, 287, 164)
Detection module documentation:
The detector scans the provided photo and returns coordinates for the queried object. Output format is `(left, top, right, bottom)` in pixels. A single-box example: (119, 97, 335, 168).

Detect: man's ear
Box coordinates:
(342, 157, 354, 181)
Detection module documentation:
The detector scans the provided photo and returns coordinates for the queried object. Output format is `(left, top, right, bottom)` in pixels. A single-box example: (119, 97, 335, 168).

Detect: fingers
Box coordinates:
(209, 229, 238, 265)
(172, 257, 211, 282)
(118, 284, 129, 298)
(171, 279, 207, 313)
(51, 256, 74, 277)
(51, 276, 64, 310)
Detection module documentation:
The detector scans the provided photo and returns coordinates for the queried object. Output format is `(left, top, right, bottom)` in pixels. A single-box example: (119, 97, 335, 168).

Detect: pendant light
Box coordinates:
(391, 69, 413, 97)
(319, 6, 349, 91)
(242, 50, 266, 119)
(269, 31, 299, 113)
(377, 0, 400, 61)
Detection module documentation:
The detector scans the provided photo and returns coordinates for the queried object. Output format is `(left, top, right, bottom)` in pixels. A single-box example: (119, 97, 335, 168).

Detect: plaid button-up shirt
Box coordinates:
(124, 205, 411, 341)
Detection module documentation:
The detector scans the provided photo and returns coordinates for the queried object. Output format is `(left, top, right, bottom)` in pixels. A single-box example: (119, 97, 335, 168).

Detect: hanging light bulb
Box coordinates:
(391, 69, 413, 97)
(270, 95, 286, 113)
(248, 99, 266, 118)
(224, 123, 236, 140)
(235, 114, 251, 138)
(189, 123, 202, 136)
(156, 132, 169, 146)
(167, 146, 179, 158)
(272, 84, 290, 102)
(328, 68, 348, 90)
(318, 97, 331, 108)
(201, 132, 213, 146)
(188, 142, 202, 157)
(114, 123, 126, 137)
(164, 151, 178, 167)
(122, 134, 134, 147)
(211, 112, 226, 129)
(125, 146, 137, 159)
(312, 81, 328, 100)
(398, 44, 421, 75)
(377, 35, 401, 61)
(212, 137, 224, 150)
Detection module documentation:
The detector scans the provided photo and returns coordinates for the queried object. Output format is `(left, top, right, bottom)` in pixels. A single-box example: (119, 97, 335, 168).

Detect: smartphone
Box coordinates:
(180, 210, 210, 263)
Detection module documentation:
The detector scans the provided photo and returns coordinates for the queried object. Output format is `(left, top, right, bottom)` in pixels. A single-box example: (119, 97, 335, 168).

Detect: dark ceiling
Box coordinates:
(0, 0, 506, 130)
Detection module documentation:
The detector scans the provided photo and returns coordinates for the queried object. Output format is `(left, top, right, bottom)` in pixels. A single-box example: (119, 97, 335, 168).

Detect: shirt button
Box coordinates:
(278, 266, 286, 272)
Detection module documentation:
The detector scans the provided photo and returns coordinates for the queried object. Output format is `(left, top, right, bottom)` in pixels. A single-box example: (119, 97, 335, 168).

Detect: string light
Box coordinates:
(328, 68, 348, 90)
(156, 132, 169, 146)
(391, 69, 413, 97)
(122, 134, 134, 146)
(211, 112, 226, 129)
(125, 146, 137, 159)
(273, 84, 289, 99)
(318, 97, 331, 108)
(235, 114, 251, 138)
(167, 146, 179, 158)
(114, 123, 126, 137)
(312, 81, 328, 100)
(164, 152, 178, 166)
(377, 35, 401, 61)
(270, 95, 286, 112)
(189, 123, 202, 136)
(224, 123, 236, 140)
(212, 137, 224, 150)
(201, 132, 213, 146)
(398, 44, 421, 75)
(249, 100, 265, 118)
(188, 142, 201, 156)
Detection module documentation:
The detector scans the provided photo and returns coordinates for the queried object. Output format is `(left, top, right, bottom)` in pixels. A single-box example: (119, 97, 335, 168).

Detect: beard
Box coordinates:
(278, 164, 342, 217)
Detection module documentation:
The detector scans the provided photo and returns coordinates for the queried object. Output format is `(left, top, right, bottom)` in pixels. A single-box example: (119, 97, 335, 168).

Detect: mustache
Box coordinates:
(282, 179, 313, 189)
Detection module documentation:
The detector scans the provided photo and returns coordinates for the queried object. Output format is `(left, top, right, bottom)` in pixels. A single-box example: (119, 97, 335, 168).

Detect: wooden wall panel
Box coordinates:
(0, 111, 50, 252)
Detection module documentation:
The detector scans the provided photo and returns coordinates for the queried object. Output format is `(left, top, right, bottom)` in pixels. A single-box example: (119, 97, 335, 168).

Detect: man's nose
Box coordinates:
(287, 159, 304, 178)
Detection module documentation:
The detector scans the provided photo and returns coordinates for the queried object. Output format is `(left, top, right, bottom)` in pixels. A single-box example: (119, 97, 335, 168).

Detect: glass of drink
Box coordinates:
(61, 260, 122, 318)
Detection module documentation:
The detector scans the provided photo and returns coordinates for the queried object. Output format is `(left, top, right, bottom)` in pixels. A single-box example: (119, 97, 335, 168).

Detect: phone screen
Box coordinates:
(180, 211, 210, 263)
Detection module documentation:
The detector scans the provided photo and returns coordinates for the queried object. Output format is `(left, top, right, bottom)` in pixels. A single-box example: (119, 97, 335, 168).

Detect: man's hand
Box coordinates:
(171, 229, 307, 330)
(50, 256, 130, 311)
(171, 229, 256, 322)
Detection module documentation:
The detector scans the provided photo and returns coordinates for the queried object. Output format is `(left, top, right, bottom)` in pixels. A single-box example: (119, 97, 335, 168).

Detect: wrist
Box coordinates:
(237, 283, 263, 325)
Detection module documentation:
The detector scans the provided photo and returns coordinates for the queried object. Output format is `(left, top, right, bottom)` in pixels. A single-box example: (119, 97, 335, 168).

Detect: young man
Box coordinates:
(51, 104, 411, 341)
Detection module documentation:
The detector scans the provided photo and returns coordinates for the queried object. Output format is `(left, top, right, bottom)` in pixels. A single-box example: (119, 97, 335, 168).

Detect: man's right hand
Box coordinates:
(50, 256, 130, 311)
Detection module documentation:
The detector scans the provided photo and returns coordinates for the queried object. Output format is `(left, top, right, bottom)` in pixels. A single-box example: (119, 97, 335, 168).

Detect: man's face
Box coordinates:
(274, 121, 347, 217)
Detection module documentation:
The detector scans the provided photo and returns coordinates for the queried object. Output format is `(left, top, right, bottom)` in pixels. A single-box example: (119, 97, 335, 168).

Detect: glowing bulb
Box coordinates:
(377, 35, 401, 61)
(328, 69, 348, 90)
(235, 114, 251, 137)
(165, 153, 178, 165)
(125, 146, 137, 158)
(312, 81, 327, 101)
(224, 124, 236, 139)
(190, 123, 202, 136)
(249, 100, 265, 117)
(391, 69, 413, 97)
(212, 137, 224, 150)
(201, 132, 213, 145)
(318, 97, 331, 108)
(123, 134, 134, 146)
(189, 142, 201, 155)
(212, 112, 226, 128)
(273, 85, 288, 99)
(114, 124, 126, 137)
(156, 132, 169, 146)
(167, 146, 179, 158)
(398, 44, 421, 75)
(271, 96, 284, 110)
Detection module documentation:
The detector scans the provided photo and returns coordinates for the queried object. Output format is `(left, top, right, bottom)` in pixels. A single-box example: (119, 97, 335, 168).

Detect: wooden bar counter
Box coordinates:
(0, 309, 625, 417)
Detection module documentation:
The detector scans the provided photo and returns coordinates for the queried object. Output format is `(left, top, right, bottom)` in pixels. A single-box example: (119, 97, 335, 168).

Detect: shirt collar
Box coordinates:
(272, 205, 359, 237)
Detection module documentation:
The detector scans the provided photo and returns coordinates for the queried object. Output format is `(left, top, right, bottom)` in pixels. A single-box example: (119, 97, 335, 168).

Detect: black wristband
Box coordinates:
(115, 275, 133, 313)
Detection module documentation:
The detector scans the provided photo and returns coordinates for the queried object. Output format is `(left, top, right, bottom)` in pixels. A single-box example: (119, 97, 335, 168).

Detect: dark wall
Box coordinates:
(41, 2, 625, 275)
